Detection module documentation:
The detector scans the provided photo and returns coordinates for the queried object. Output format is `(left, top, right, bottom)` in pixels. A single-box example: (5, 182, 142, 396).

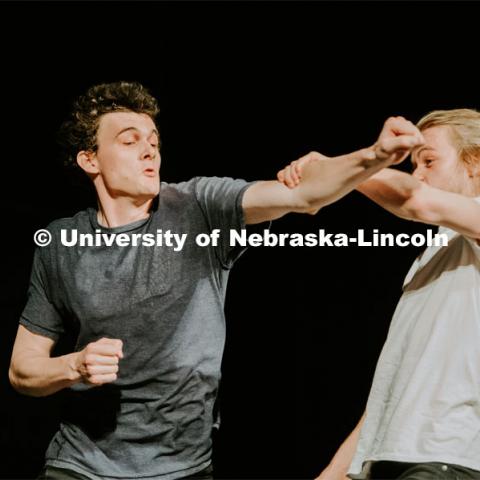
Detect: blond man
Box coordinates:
(279, 109, 480, 480)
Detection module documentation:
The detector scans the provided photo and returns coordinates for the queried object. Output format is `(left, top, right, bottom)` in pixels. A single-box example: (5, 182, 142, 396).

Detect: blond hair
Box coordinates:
(417, 109, 480, 169)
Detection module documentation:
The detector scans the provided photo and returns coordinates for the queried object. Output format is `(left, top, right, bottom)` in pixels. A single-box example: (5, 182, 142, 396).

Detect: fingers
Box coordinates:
(92, 337, 123, 359)
(81, 361, 119, 385)
(277, 159, 309, 189)
(83, 353, 119, 365)
(84, 364, 119, 375)
(376, 116, 425, 165)
(97, 337, 123, 349)
(378, 134, 423, 156)
(277, 165, 297, 188)
(284, 165, 298, 188)
(382, 117, 425, 143)
(290, 161, 300, 184)
(78, 337, 123, 386)
(79, 357, 119, 385)
(87, 373, 118, 386)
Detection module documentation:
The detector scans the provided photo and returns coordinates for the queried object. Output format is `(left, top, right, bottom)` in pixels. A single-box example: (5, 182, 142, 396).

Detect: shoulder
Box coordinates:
(44, 209, 91, 232)
(36, 210, 91, 262)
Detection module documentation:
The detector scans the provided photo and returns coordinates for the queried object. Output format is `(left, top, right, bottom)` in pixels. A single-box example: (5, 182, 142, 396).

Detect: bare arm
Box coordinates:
(9, 325, 123, 397)
(357, 168, 480, 239)
(243, 117, 424, 224)
(315, 413, 366, 480)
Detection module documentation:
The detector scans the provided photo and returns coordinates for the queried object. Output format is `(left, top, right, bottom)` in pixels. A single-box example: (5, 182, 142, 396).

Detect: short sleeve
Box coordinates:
(19, 247, 65, 341)
(194, 176, 253, 269)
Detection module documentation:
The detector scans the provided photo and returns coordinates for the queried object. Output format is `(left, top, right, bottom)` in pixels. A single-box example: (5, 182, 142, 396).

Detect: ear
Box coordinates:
(465, 160, 480, 179)
(76, 150, 99, 175)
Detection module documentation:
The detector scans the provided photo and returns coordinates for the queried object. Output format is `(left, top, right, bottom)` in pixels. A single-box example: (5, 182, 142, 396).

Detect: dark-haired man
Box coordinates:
(9, 81, 423, 480)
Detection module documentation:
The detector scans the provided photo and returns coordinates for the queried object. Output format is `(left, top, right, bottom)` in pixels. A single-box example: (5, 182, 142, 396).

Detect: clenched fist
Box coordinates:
(373, 116, 424, 165)
(74, 337, 123, 386)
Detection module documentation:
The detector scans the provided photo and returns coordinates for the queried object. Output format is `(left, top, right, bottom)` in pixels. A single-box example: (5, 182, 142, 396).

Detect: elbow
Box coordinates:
(8, 363, 42, 397)
(306, 205, 321, 215)
(295, 199, 322, 216)
(8, 365, 22, 393)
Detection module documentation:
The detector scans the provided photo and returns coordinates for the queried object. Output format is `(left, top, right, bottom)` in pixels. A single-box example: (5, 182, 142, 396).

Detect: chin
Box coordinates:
(144, 189, 160, 199)
(133, 186, 159, 202)
(142, 180, 160, 197)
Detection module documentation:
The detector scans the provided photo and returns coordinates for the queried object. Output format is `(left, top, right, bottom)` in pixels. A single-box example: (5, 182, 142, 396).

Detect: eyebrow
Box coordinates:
(115, 127, 160, 139)
(411, 146, 436, 167)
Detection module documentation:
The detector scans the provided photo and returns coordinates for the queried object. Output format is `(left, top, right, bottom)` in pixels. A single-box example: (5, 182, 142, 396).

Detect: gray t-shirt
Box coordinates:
(20, 176, 253, 480)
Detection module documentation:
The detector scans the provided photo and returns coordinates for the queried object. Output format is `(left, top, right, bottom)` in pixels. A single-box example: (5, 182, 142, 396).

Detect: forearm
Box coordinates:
(356, 168, 427, 220)
(319, 413, 365, 479)
(298, 147, 393, 211)
(9, 352, 81, 397)
(359, 171, 480, 237)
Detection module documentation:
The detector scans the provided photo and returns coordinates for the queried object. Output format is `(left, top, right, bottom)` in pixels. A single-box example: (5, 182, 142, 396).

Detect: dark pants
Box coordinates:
(369, 461, 480, 480)
(38, 464, 214, 480)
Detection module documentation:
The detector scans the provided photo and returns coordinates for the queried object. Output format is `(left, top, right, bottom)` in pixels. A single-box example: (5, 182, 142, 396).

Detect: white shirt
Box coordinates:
(350, 202, 480, 475)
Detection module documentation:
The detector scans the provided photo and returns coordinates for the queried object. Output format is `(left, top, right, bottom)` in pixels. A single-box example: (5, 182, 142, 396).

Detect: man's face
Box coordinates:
(411, 125, 470, 194)
(91, 111, 161, 201)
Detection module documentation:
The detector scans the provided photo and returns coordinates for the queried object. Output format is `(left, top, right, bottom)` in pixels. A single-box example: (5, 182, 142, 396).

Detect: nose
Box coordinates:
(412, 167, 425, 182)
(141, 140, 158, 161)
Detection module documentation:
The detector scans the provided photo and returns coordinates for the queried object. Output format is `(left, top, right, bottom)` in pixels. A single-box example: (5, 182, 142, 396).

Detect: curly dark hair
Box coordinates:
(58, 81, 160, 168)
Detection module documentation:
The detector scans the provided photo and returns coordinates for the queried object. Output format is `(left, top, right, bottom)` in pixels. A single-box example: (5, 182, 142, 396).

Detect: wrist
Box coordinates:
(360, 143, 398, 171)
(361, 144, 391, 168)
(64, 352, 83, 384)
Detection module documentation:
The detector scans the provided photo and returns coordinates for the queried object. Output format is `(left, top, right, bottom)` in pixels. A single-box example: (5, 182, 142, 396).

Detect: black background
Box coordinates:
(0, 1, 478, 478)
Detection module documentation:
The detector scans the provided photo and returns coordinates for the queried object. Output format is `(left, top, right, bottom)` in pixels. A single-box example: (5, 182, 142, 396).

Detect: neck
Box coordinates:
(96, 194, 154, 228)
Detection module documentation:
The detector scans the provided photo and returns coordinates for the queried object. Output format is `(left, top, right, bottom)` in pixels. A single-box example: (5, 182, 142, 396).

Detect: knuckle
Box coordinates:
(84, 353, 95, 365)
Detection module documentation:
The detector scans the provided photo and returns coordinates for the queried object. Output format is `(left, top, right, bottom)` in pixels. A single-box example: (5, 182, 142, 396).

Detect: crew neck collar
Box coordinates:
(88, 208, 152, 233)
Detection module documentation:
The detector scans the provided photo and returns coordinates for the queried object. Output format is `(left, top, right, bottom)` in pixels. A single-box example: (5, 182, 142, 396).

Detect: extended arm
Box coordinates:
(357, 168, 480, 239)
(243, 117, 424, 224)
